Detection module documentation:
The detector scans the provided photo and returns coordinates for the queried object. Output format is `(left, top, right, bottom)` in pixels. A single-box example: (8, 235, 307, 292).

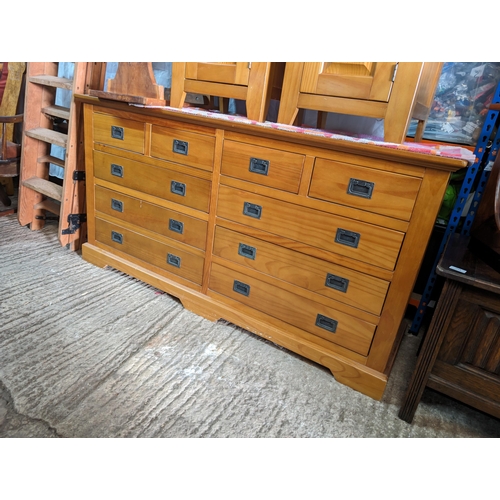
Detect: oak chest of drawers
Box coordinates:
(78, 96, 466, 400)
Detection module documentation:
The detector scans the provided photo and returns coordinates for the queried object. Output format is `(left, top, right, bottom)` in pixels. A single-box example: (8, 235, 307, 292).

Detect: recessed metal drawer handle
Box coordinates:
(347, 178, 375, 199)
(169, 218, 184, 234)
(111, 126, 124, 140)
(315, 314, 338, 334)
(325, 273, 349, 293)
(167, 253, 181, 268)
(233, 280, 250, 296)
(335, 228, 360, 248)
(249, 157, 269, 176)
(111, 199, 123, 212)
(111, 164, 124, 178)
(173, 139, 189, 155)
(238, 243, 257, 260)
(111, 231, 123, 244)
(243, 202, 262, 219)
(171, 181, 186, 197)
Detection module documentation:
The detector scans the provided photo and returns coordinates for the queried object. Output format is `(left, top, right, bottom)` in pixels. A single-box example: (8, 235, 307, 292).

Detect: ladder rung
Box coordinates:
(42, 104, 70, 121)
(22, 177, 63, 202)
(34, 199, 61, 215)
(29, 75, 74, 91)
(38, 154, 65, 168)
(25, 127, 68, 149)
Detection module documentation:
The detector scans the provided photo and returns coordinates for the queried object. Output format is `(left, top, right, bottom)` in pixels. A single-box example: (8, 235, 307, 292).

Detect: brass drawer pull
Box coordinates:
(171, 181, 186, 197)
(111, 126, 124, 140)
(233, 280, 251, 296)
(249, 157, 269, 176)
(238, 243, 257, 260)
(173, 139, 189, 156)
(111, 164, 124, 178)
(167, 253, 181, 268)
(335, 228, 360, 248)
(325, 273, 349, 293)
(347, 178, 375, 199)
(111, 231, 123, 244)
(243, 202, 262, 219)
(168, 218, 184, 234)
(315, 314, 338, 334)
(111, 199, 123, 213)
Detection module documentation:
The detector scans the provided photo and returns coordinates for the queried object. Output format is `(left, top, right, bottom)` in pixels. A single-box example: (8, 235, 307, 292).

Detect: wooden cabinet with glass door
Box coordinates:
(277, 62, 442, 143)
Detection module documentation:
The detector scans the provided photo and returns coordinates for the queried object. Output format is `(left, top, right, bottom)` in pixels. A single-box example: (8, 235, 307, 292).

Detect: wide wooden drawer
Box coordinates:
(95, 218, 205, 286)
(93, 112, 146, 154)
(309, 158, 422, 220)
(151, 124, 215, 172)
(221, 139, 304, 193)
(216, 185, 404, 271)
(94, 150, 211, 213)
(209, 262, 376, 356)
(212, 226, 389, 315)
(95, 185, 208, 250)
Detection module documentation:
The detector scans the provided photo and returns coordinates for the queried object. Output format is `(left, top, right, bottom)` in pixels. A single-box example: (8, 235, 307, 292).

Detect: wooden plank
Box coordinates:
(42, 104, 70, 121)
(25, 127, 68, 149)
(28, 75, 73, 90)
(22, 176, 63, 201)
(38, 154, 65, 168)
(33, 199, 61, 215)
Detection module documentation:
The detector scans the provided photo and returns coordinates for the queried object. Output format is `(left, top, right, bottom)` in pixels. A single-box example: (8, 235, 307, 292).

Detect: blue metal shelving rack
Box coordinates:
(408, 82, 500, 334)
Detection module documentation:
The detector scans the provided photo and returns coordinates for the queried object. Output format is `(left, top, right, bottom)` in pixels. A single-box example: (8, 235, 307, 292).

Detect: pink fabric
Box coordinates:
(132, 103, 477, 165)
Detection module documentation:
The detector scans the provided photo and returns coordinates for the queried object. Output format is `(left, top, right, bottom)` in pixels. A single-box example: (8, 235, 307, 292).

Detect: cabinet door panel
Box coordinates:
(300, 62, 395, 101)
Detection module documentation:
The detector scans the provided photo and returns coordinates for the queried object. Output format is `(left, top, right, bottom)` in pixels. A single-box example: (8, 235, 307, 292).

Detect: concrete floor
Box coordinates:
(1, 210, 499, 438)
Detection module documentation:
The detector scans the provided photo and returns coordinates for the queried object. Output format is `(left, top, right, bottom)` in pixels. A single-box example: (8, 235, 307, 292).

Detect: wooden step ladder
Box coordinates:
(17, 62, 104, 250)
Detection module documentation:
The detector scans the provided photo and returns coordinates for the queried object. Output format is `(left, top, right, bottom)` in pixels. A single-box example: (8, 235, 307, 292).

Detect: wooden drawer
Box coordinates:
(93, 112, 146, 154)
(95, 218, 205, 286)
(151, 124, 215, 172)
(309, 158, 421, 221)
(221, 139, 304, 193)
(95, 185, 208, 250)
(94, 150, 211, 213)
(212, 226, 389, 315)
(209, 262, 376, 356)
(216, 185, 404, 271)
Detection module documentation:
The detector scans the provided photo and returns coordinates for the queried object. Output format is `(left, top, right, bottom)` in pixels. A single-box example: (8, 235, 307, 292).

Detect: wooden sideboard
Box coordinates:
(76, 95, 466, 400)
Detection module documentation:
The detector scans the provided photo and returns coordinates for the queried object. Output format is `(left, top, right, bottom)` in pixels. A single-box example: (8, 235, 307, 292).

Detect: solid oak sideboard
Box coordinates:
(76, 95, 467, 400)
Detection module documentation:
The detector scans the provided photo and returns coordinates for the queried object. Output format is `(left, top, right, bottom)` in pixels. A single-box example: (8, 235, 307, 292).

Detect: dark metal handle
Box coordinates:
(173, 139, 189, 155)
(238, 243, 257, 260)
(111, 199, 123, 212)
(111, 231, 123, 244)
(111, 164, 123, 178)
(233, 280, 250, 296)
(171, 181, 186, 197)
(347, 178, 375, 199)
(167, 253, 181, 268)
(335, 228, 360, 248)
(315, 314, 338, 334)
(249, 157, 269, 176)
(243, 202, 262, 219)
(325, 273, 349, 293)
(111, 126, 124, 140)
(169, 219, 184, 234)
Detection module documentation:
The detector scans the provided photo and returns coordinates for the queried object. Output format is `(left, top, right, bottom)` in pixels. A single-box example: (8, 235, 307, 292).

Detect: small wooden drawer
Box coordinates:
(93, 112, 146, 154)
(216, 185, 404, 271)
(95, 185, 208, 250)
(151, 124, 216, 172)
(209, 262, 376, 356)
(94, 151, 211, 213)
(213, 226, 389, 315)
(95, 218, 205, 286)
(221, 139, 304, 193)
(309, 158, 422, 221)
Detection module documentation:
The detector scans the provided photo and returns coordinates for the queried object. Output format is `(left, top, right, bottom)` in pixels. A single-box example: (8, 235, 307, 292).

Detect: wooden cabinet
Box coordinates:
(399, 233, 500, 422)
(277, 62, 443, 143)
(78, 95, 465, 400)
